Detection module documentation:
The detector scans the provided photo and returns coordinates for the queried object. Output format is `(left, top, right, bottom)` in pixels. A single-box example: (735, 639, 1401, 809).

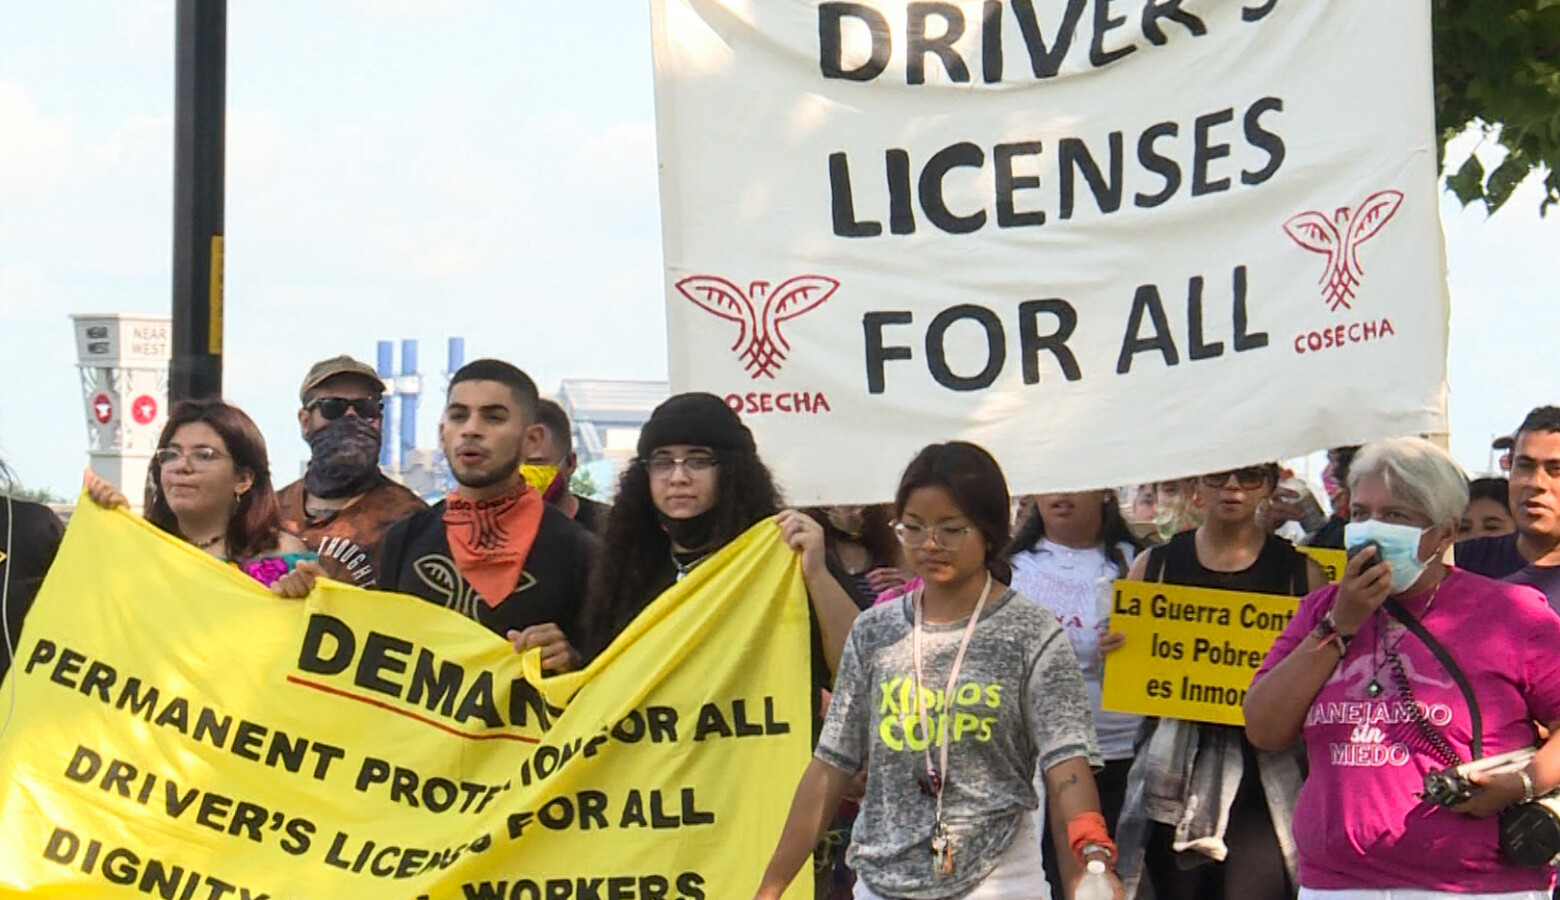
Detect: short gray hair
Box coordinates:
(1348, 436, 1468, 525)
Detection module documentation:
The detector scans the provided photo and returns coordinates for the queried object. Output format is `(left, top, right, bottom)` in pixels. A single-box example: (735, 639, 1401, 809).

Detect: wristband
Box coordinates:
(1312, 613, 1354, 657)
(1519, 769, 1537, 804)
(1067, 811, 1116, 865)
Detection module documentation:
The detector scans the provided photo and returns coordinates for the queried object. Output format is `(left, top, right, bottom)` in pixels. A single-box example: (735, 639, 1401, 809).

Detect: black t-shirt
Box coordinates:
(1147, 529, 1312, 596)
(1, 498, 65, 681)
(1456, 532, 1560, 612)
(377, 501, 595, 646)
(571, 496, 609, 534)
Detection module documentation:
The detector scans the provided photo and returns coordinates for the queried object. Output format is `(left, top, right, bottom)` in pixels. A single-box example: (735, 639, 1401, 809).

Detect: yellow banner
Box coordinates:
(1300, 546, 1347, 584)
(1100, 580, 1298, 727)
(0, 500, 813, 899)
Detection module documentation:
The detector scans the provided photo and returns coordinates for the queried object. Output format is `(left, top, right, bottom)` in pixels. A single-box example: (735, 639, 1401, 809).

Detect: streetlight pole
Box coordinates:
(170, 0, 226, 403)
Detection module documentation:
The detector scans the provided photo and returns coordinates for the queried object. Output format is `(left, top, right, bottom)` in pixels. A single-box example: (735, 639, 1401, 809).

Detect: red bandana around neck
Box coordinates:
(442, 482, 544, 608)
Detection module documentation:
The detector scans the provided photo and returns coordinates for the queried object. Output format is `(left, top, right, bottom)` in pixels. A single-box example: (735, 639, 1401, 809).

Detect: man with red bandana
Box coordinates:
(377, 359, 594, 672)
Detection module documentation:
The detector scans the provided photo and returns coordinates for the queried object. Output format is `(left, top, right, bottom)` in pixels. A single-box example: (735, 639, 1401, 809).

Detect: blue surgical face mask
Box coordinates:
(1344, 519, 1432, 595)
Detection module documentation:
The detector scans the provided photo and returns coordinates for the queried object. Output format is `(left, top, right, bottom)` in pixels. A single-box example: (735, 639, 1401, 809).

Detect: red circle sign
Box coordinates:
(131, 395, 158, 426)
(92, 393, 113, 425)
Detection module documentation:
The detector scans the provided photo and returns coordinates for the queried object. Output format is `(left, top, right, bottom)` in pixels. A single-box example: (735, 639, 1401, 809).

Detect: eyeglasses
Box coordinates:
(305, 396, 384, 421)
(154, 447, 229, 469)
(892, 521, 976, 552)
(1200, 467, 1269, 490)
(640, 455, 719, 476)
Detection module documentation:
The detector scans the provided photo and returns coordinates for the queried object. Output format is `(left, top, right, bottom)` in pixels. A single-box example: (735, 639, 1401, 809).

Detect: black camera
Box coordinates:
(1420, 767, 1479, 807)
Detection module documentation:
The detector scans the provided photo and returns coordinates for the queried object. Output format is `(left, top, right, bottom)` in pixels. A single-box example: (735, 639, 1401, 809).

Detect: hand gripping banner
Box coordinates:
(0, 500, 813, 900)
(651, 0, 1450, 503)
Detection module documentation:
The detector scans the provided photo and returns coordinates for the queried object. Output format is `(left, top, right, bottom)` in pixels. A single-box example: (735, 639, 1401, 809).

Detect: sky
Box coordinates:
(1, 1, 1557, 499)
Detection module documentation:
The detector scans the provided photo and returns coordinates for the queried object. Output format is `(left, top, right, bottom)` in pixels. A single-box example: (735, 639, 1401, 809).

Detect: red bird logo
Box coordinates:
(1283, 190, 1405, 311)
(675, 275, 839, 379)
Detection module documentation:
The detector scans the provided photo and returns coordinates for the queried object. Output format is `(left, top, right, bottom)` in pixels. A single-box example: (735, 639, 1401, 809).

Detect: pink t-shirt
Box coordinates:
(1253, 568, 1560, 892)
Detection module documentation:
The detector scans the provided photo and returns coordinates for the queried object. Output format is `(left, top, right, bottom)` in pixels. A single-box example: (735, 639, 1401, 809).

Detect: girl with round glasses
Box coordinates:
(85, 399, 318, 596)
(1115, 462, 1325, 900)
(755, 442, 1122, 900)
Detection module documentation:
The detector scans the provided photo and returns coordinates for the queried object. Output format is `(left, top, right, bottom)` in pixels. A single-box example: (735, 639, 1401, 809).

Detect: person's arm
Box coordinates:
(1045, 757, 1125, 898)
(1124, 547, 1151, 582)
(1245, 546, 1390, 750)
(752, 758, 856, 900)
(1046, 780, 1080, 893)
(1302, 556, 1328, 592)
(776, 509, 858, 673)
(1454, 718, 1560, 818)
(1455, 589, 1560, 817)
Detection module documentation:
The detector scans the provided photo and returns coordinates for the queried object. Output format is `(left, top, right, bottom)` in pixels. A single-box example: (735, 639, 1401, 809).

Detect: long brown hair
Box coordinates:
(144, 399, 285, 560)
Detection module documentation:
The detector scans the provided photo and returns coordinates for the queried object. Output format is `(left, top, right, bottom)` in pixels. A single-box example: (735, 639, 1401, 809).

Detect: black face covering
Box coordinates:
(304, 416, 384, 499)
(659, 508, 719, 552)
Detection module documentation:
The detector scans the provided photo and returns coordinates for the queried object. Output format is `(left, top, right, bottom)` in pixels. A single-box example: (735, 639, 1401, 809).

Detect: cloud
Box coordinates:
(0, 263, 56, 315)
(227, 110, 288, 189)
(0, 80, 74, 200)
(352, 0, 472, 15)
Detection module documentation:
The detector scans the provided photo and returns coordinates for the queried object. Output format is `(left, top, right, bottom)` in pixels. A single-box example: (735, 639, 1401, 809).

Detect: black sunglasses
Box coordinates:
(1200, 467, 1270, 490)
(306, 396, 383, 421)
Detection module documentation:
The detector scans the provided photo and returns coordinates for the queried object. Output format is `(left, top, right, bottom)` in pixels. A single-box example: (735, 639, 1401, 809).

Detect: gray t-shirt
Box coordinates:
(817, 588, 1101, 899)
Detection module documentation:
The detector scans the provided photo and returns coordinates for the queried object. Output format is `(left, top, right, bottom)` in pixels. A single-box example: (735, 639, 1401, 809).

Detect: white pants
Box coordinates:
(1299, 889, 1550, 900)
(854, 815, 1049, 900)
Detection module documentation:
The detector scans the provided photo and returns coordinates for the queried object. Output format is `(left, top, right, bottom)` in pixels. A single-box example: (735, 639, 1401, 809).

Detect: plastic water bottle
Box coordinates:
(1075, 859, 1114, 900)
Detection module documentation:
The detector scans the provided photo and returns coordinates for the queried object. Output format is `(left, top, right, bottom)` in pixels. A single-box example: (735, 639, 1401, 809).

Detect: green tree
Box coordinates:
(570, 468, 602, 501)
(1435, 0, 1560, 214)
(2, 485, 66, 504)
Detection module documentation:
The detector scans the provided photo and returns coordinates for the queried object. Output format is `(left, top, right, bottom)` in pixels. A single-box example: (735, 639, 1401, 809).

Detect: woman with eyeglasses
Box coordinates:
(85, 399, 319, 598)
(579, 392, 862, 669)
(1114, 463, 1325, 900)
(1003, 490, 1142, 896)
(755, 442, 1121, 900)
(1244, 437, 1560, 900)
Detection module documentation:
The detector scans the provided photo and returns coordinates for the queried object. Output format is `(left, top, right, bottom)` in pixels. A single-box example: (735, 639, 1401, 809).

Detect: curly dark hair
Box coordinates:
(144, 399, 284, 560)
(1003, 491, 1142, 578)
(581, 446, 783, 656)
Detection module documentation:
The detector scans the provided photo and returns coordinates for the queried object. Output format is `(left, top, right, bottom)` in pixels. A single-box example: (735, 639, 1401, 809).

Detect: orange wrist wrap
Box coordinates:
(1068, 810, 1115, 862)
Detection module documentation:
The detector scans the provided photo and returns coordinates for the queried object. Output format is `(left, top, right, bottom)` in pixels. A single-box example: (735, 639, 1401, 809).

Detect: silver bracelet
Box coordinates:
(1518, 769, 1537, 804)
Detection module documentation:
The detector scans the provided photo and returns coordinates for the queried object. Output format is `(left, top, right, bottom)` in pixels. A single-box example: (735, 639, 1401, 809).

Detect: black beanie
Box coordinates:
(637, 393, 755, 458)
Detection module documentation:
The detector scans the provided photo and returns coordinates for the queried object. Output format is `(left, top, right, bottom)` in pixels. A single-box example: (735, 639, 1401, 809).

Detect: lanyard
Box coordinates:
(911, 571, 993, 864)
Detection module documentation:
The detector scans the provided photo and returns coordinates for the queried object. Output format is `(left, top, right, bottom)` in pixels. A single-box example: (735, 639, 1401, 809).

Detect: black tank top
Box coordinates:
(1145, 530, 1310, 596)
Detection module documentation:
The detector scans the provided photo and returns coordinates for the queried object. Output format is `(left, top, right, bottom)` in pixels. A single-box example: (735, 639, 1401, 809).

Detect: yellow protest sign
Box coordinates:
(0, 499, 813, 899)
(1300, 546, 1347, 584)
(1100, 579, 1297, 727)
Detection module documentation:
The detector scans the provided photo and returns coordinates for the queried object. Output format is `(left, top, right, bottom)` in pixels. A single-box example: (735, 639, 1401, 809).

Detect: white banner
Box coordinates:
(651, 0, 1448, 504)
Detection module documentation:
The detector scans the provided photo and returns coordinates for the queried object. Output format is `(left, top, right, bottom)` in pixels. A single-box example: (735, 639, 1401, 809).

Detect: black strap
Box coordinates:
(375, 513, 416, 591)
(1145, 543, 1168, 583)
(1383, 596, 1483, 760)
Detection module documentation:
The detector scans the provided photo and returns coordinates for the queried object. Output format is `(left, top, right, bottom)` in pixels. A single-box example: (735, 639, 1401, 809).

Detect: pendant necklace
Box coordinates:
(1365, 579, 1441, 698)
(911, 572, 993, 879)
(192, 534, 224, 551)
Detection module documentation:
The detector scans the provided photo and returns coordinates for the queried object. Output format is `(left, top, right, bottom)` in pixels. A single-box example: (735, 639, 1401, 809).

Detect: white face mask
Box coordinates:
(1344, 519, 1433, 594)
